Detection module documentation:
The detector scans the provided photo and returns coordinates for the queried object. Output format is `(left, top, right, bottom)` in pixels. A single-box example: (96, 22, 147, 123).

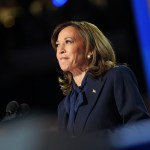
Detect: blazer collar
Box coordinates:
(74, 74, 107, 135)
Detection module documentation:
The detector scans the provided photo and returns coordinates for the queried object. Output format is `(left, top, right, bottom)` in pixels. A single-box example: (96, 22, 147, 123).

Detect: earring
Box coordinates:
(87, 54, 91, 59)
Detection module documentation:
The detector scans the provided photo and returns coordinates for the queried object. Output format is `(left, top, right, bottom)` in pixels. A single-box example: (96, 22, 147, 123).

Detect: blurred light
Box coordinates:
(29, 1, 43, 16)
(51, 0, 68, 8)
(132, 0, 150, 99)
(0, 7, 16, 28)
(148, 0, 150, 14)
(3, 15, 15, 28)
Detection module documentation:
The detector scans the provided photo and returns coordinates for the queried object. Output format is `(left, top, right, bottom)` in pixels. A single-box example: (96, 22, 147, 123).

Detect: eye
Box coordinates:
(65, 40, 73, 44)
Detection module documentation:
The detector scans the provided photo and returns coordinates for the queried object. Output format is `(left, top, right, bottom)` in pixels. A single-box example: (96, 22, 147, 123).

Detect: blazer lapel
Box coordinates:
(74, 75, 107, 135)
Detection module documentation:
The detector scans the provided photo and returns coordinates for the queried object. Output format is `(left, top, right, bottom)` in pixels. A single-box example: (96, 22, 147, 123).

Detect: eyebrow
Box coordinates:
(64, 37, 73, 39)
(56, 37, 74, 43)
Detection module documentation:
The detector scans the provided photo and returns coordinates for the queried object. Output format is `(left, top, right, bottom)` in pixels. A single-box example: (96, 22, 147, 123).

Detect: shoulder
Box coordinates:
(104, 65, 139, 86)
(108, 65, 133, 74)
(88, 65, 135, 83)
(105, 65, 135, 78)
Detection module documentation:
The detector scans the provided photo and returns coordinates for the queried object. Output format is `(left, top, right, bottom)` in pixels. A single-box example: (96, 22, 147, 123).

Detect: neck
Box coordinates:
(73, 71, 86, 87)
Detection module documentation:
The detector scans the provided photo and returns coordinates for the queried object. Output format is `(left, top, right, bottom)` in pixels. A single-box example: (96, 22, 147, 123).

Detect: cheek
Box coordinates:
(76, 50, 86, 62)
(78, 56, 85, 65)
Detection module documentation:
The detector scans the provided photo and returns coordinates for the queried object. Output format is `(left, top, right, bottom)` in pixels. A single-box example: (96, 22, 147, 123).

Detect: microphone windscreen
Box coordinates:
(1, 101, 20, 122)
(6, 101, 20, 114)
(20, 103, 31, 116)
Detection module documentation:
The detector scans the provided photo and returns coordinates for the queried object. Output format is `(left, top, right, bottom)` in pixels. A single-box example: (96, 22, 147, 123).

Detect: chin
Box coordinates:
(60, 67, 70, 72)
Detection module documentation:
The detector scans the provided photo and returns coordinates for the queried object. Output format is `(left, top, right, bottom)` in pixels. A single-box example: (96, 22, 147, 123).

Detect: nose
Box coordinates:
(57, 43, 66, 54)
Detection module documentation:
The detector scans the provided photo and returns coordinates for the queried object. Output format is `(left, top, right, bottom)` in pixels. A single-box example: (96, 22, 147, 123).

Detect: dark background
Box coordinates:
(0, 0, 148, 119)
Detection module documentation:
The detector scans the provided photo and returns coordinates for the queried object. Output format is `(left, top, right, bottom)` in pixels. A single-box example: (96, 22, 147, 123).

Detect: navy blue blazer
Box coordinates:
(58, 65, 149, 136)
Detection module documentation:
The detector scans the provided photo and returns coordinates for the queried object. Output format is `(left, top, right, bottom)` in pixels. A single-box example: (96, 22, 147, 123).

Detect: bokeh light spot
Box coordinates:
(51, 0, 68, 8)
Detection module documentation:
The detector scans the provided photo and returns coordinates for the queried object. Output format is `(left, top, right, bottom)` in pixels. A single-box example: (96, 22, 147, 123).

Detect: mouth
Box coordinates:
(60, 57, 68, 60)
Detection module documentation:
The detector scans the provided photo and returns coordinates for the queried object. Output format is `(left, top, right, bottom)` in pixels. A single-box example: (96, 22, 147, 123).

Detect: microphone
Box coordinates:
(1, 101, 31, 122)
(3, 101, 20, 121)
(20, 103, 31, 117)
(6, 101, 20, 113)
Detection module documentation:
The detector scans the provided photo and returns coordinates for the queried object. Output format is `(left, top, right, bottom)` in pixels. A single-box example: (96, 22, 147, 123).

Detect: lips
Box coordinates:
(60, 57, 68, 60)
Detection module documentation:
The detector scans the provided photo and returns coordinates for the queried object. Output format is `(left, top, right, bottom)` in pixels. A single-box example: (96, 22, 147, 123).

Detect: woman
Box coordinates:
(51, 21, 149, 136)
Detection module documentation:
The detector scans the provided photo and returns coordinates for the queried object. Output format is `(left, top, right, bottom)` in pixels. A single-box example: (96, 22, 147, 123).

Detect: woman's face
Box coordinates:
(56, 26, 87, 74)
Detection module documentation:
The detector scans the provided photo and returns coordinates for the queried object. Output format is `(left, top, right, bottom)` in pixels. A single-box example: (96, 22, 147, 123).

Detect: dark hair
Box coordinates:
(51, 21, 116, 95)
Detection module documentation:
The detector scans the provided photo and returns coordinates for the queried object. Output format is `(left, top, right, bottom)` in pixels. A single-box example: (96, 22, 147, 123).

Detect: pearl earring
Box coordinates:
(87, 54, 91, 59)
